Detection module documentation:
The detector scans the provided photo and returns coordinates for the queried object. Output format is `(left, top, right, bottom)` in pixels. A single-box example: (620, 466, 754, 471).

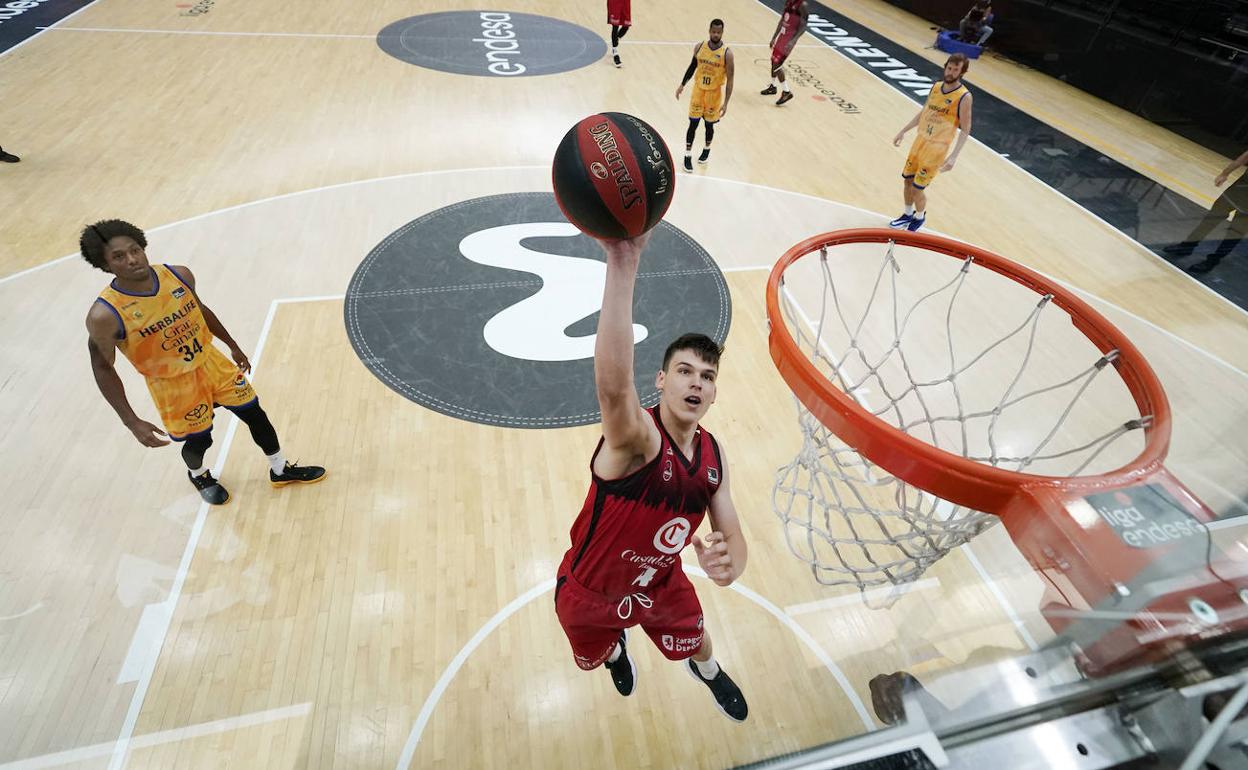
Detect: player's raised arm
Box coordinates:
(594, 234, 656, 455)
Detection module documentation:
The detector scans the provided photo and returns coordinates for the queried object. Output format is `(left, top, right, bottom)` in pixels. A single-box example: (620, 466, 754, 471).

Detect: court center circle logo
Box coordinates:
(377, 11, 607, 77)
(344, 193, 731, 429)
(653, 517, 691, 555)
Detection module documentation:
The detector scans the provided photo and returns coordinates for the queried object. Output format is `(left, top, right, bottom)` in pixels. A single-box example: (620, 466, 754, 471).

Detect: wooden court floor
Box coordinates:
(1, 1, 1246, 768)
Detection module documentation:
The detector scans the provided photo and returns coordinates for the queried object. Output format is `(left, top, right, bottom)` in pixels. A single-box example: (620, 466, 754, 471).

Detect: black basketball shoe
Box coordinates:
(1162, 241, 1196, 260)
(188, 470, 230, 505)
(697, 148, 711, 165)
(0, 149, 19, 163)
(776, 91, 794, 106)
(688, 659, 748, 721)
(760, 84, 777, 95)
(613, 53, 622, 68)
(683, 155, 693, 172)
(604, 630, 636, 696)
(270, 461, 327, 487)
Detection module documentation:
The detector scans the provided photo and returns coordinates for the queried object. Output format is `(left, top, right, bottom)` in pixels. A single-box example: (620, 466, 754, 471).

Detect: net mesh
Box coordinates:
(772, 240, 1149, 593)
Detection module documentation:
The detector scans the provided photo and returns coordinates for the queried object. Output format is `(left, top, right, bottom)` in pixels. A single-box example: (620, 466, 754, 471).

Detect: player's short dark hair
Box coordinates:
(80, 219, 147, 271)
(662, 333, 723, 371)
(710, 18, 724, 28)
(946, 52, 970, 76)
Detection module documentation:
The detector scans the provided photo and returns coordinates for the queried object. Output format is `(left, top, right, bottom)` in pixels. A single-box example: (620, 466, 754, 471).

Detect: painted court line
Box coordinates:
(1, 1, 102, 60)
(44, 26, 375, 39)
(0, 703, 310, 770)
(107, 299, 281, 770)
(394, 566, 874, 770)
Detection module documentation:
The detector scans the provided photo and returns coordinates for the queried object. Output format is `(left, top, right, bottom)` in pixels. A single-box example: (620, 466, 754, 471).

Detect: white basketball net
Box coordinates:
(772, 240, 1149, 592)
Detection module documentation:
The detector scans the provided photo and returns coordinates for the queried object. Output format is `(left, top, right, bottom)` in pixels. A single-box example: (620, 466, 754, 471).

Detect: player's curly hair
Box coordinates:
(79, 219, 147, 271)
(662, 333, 723, 370)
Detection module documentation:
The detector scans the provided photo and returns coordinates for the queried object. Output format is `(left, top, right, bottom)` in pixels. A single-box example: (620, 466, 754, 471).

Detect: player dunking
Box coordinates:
(607, 0, 631, 68)
(675, 19, 734, 173)
(889, 54, 974, 232)
(555, 232, 749, 722)
(760, 0, 807, 106)
(83, 220, 325, 505)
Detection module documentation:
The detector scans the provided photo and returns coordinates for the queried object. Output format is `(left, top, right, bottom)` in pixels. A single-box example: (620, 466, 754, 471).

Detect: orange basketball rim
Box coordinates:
(766, 227, 1248, 675)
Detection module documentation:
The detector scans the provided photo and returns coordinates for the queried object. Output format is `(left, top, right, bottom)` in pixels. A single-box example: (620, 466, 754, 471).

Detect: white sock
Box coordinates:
(915, 209, 926, 219)
(266, 450, 286, 475)
(782, 81, 791, 93)
(607, 643, 622, 664)
(904, 204, 915, 215)
(772, 77, 780, 87)
(188, 465, 207, 478)
(693, 656, 720, 679)
(612, 46, 617, 55)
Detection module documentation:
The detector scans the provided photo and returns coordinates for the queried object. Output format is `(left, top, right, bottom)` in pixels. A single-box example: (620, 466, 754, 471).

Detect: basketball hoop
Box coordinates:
(766, 228, 1247, 674)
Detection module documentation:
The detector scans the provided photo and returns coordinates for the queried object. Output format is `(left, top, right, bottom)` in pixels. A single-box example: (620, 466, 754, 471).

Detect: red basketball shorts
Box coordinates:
(771, 28, 799, 69)
(607, 0, 631, 27)
(555, 568, 705, 670)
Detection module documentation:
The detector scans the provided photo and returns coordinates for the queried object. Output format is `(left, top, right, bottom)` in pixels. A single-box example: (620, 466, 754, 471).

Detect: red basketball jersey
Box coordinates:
(781, 1, 807, 31)
(559, 406, 723, 597)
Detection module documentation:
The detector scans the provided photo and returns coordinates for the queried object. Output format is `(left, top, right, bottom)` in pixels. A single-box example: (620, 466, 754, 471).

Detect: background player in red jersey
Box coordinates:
(760, 0, 807, 106)
(607, 0, 631, 68)
(554, 232, 750, 722)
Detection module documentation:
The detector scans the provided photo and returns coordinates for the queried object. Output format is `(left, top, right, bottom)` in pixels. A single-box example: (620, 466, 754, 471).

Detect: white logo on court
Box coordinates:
(653, 517, 690, 554)
(459, 223, 649, 361)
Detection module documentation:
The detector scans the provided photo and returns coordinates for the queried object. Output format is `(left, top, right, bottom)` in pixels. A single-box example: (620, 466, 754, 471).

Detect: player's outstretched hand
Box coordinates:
(691, 531, 734, 586)
(126, 418, 170, 448)
(597, 230, 653, 264)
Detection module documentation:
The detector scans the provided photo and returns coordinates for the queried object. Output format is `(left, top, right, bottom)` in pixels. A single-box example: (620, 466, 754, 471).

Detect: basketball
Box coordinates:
(552, 112, 674, 240)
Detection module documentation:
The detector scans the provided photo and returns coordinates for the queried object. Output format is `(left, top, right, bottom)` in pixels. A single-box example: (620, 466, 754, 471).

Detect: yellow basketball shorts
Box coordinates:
(902, 141, 950, 189)
(688, 88, 723, 121)
(144, 345, 257, 439)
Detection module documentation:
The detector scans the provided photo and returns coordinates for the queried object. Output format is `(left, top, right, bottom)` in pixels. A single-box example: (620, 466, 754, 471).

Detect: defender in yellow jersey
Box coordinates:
(675, 19, 734, 171)
(83, 220, 326, 505)
(890, 54, 975, 232)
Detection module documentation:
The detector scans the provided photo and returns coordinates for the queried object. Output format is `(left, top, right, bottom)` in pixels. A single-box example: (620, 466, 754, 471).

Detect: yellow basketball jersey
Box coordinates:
(917, 82, 968, 146)
(694, 41, 728, 91)
(96, 264, 215, 379)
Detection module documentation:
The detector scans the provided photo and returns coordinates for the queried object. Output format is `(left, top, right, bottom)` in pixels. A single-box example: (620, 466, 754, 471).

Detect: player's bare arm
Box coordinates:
(691, 444, 747, 586)
(893, 108, 923, 146)
(1215, 149, 1248, 186)
(86, 305, 169, 447)
(720, 49, 734, 118)
(169, 264, 252, 374)
(941, 92, 973, 172)
(675, 41, 702, 99)
(593, 234, 661, 479)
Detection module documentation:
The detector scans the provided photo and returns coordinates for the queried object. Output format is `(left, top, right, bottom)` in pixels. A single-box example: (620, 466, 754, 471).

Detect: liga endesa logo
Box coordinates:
(377, 11, 607, 78)
(755, 58, 861, 114)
